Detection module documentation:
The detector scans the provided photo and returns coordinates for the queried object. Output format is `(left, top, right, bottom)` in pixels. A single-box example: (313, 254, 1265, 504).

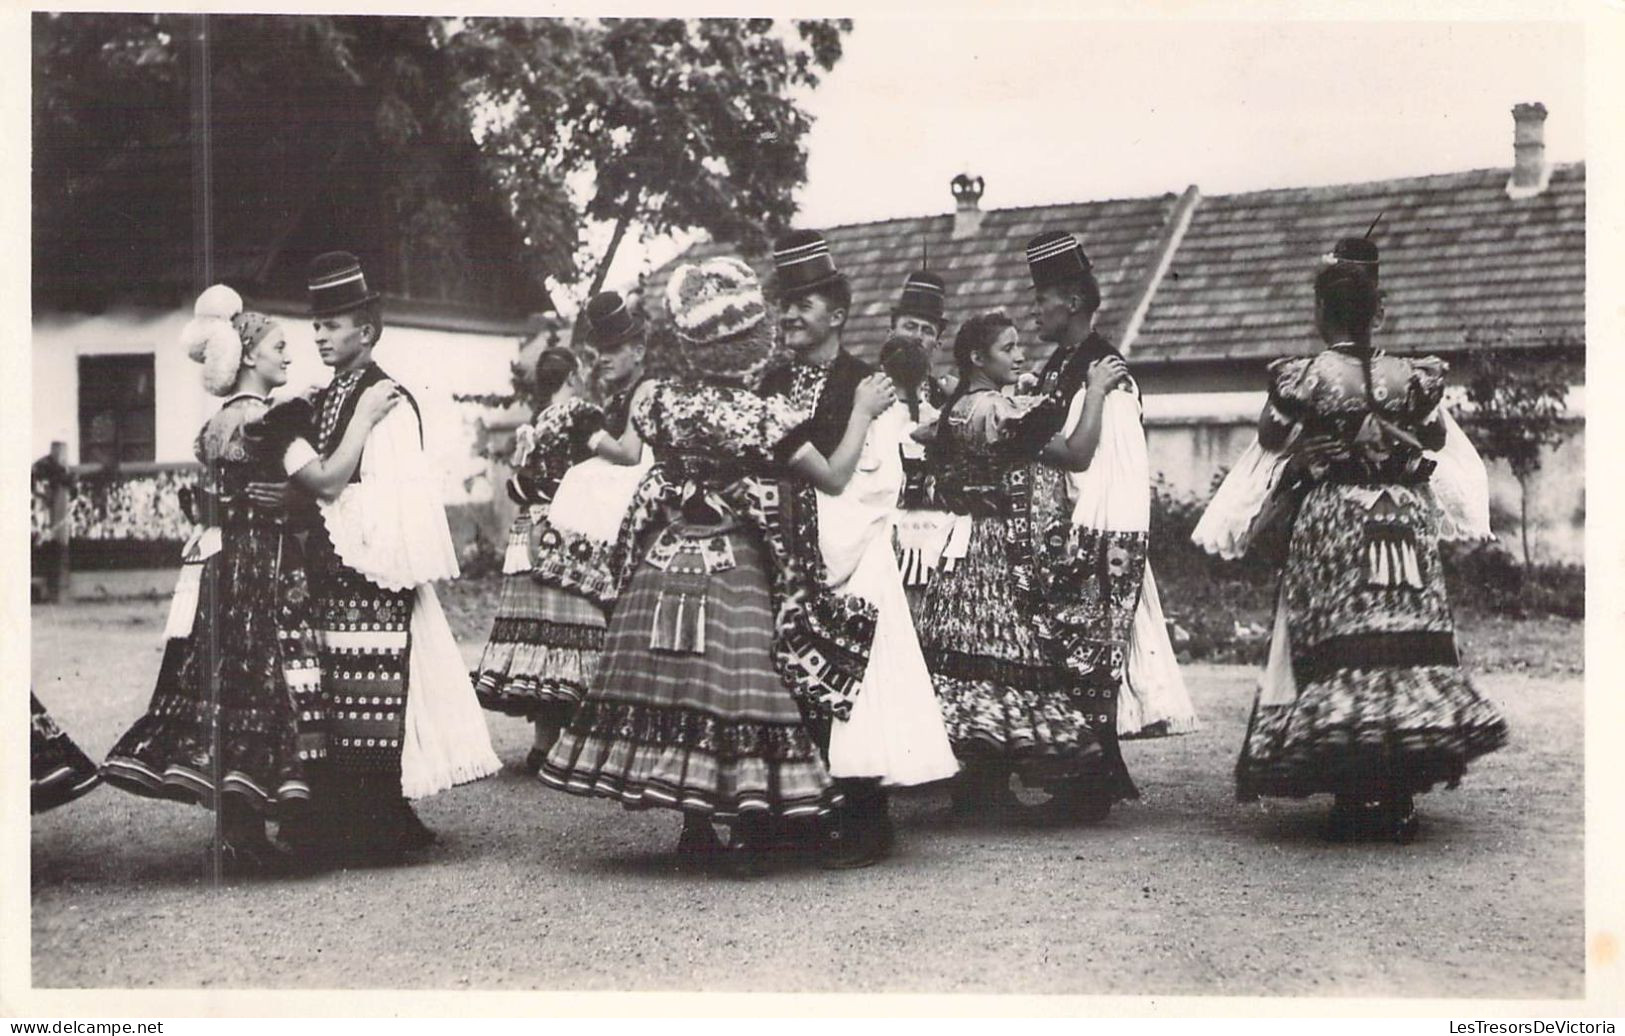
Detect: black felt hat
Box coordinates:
(893, 270, 947, 325)
(307, 251, 381, 316)
(1025, 231, 1093, 291)
(1324, 237, 1380, 283)
(583, 291, 646, 349)
(771, 229, 843, 301)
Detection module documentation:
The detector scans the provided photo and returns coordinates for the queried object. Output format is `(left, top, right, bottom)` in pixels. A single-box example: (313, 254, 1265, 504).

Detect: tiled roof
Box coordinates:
(1133, 163, 1586, 364)
(646, 162, 1584, 370)
(644, 192, 1184, 367)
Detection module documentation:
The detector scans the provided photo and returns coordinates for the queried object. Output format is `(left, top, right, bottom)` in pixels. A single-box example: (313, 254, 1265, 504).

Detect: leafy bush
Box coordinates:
(1443, 541, 1584, 620)
(1148, 476, 1276, 664)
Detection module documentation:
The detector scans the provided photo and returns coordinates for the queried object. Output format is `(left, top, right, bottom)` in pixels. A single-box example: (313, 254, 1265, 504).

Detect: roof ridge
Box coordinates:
(1200, 160, 1585, 205)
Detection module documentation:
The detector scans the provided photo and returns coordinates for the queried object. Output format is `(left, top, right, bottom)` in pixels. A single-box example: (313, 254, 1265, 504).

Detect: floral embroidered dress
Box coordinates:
(1228, 347, 1508, 801)
(103, 395, 325, 814)
(917, 387, 1117, 789)
(540, 377, 875, 820)
(472, 397, 604, 719)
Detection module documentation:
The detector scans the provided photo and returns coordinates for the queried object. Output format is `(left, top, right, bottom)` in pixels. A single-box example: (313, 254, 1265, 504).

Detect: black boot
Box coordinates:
(397, 800, 438, 852)
(1384, 794, 1420, 844)
(949, 763, 1017, 819)
(1324, 794, 1383, 843)
(823, 781, 889, 870)
(726, 812, 772, 879)
(675, 813, 724, 862)
(217, 797, 294, 875)
(1028, 777, 1112, 827)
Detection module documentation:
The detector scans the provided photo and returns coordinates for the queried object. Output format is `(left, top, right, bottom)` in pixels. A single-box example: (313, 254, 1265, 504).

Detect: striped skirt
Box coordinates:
(540, 523, 838, 821)
(474, 515, 605, 721)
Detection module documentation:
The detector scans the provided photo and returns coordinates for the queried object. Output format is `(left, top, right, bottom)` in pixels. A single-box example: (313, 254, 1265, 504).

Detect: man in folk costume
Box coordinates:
(888, 269, 955, 406)
(286, 251, 499, 862)
(1016, 231, 1158, 821)
(882, 269, 964, 618)
(1029, 233, 1200, 814)
(760, 230, 874, 448)
(761, 231, 957, 867)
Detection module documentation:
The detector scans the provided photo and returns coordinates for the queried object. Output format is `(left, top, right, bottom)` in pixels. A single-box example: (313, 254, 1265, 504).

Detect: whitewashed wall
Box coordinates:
(32, 306, 523, 508)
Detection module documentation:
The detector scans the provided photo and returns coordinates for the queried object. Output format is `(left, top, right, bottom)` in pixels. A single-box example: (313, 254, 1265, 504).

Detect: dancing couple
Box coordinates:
(101, 252, 498, 872)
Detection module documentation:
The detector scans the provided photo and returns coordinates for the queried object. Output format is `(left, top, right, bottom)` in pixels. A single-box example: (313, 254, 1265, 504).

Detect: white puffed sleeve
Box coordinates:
(1191, 438, 1290, 560)
(1063, 386, 1151, 534)
(318, 403, 460, 591)
(1427, 408, 1494, 543)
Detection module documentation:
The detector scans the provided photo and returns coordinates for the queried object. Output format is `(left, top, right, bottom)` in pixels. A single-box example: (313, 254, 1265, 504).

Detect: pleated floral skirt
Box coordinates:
(917, 515, 1104, 786)
(1237, 483, 1509, 801)
(540, 521, 839, 821)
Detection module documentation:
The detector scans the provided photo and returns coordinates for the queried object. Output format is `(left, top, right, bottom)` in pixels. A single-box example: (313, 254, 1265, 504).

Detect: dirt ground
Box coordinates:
(29, 593, 1583, 997)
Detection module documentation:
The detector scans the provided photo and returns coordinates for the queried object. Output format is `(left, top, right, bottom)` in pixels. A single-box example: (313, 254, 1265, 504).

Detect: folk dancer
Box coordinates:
(762, 232, 957, 868)
(541, 256, 890, 876)
(33, 692, 101, 814)
(1023, 231, 1198, 823)
(884, 270, 965, 618)
(283, 252, 499, 862)
(472, 348, 604, 769)
(103, 284, 397, 870)
(915, 310, 1129, 821)
(1193, 235, 1506, 841)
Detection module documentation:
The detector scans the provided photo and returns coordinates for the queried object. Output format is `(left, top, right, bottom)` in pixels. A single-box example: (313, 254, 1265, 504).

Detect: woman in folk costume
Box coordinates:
(541, 256, 894, 877)
(1193, 236, 1507, 842)
(505, 293, 655, 772)
(287, 251, 500, 863)
(102, 285, 397, 871)
(472, 347, 605, 767)
(32, 693, 101, 814)
(915, 311, 1132, 819)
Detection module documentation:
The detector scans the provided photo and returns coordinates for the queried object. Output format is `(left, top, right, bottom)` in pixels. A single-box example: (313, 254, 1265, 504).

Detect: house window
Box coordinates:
(78, 354, 156, 465)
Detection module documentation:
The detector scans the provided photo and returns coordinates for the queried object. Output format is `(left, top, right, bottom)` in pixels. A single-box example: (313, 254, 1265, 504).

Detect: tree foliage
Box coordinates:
(1455, 324, 1582, 567)
(34, 14, 548, 311)
(33, 14, 851, 310)
(449, 18, 850, 294)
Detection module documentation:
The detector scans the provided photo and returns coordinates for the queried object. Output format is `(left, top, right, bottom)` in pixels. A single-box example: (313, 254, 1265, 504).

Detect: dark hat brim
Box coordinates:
(310, 290, 381, 318)
(891, 304, 946, 327)
(772, 269, 845, 303)
(589, 313, 647, 350)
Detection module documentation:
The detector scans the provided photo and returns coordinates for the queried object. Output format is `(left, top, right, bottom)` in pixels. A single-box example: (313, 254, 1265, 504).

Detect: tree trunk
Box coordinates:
(1518, 471, 1533, 571)
(588, 194, 640, 296)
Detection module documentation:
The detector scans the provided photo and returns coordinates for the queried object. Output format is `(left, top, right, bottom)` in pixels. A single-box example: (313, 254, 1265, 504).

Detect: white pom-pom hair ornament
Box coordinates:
(179, 284, 246, 397)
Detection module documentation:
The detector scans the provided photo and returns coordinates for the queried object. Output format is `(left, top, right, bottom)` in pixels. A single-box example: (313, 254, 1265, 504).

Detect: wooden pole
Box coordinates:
(190, 11, 223, 889)
(48, 441, 70, 603)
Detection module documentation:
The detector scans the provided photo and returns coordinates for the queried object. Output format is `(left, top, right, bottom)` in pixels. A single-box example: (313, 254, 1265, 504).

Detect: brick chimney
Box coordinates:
(951, 174, 985, 240)
(1506, 102, 1551, 200)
